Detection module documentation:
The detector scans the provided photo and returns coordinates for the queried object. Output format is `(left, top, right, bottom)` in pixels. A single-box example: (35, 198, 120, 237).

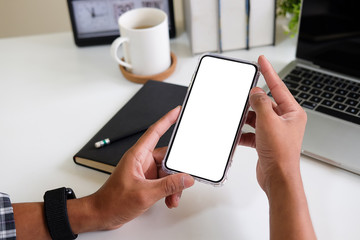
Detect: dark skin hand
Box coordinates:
(13, 106, 195, 239)
(239, 55, 316, 240)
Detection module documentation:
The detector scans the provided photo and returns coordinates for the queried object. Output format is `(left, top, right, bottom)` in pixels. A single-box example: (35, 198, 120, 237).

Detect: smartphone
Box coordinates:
(162, 54, 260, 186)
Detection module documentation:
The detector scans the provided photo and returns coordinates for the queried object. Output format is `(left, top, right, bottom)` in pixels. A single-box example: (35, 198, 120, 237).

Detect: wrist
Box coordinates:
(264, 162, 303, 199)
(68, 192, 124, 233)
(43, 187, 78, 240)
(66, 195, 104, 234)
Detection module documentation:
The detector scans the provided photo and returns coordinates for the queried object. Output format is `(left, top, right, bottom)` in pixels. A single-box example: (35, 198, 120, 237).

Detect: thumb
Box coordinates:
(153, 173, 194, 199)
(249, 87, 274, 118)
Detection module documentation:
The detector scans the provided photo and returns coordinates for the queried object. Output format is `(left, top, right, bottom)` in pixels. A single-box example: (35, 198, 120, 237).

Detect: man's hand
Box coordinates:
(240, 55, 307, 193)
(13, 107, 194, 240)
(72, 106, 194, 232)
(238, 55, 316, 240)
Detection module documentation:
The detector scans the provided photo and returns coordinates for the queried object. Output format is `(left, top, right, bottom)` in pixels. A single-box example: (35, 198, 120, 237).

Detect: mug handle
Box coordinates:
(110, 37, 132, 69)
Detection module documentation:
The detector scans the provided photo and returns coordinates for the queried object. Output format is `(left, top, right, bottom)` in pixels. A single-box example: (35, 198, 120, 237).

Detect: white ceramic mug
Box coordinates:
(110, 8, 171, 76)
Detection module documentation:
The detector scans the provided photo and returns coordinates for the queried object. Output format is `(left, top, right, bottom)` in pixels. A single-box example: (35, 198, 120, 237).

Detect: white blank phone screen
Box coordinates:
(165, 56, 257, 183)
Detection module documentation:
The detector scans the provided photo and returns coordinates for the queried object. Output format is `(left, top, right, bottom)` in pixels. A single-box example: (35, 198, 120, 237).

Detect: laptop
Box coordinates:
(268, 0, 360, 174)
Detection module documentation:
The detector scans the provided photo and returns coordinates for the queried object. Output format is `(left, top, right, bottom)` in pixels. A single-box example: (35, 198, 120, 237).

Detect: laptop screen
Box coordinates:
(296, 0, 360, 78)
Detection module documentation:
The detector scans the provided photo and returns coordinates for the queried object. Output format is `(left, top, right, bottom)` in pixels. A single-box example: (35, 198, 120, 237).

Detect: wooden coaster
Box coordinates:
(119, 52, 177, 84)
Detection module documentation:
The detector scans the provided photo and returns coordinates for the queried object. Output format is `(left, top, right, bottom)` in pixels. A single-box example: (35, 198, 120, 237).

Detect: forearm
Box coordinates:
(13, 202, 51, 240)
(12, 195, 103, 240)
(267, 173, 316, 240)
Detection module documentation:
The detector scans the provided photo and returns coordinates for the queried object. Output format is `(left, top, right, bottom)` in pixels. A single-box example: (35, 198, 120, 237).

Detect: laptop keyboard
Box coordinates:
(269, 66, 360, 125)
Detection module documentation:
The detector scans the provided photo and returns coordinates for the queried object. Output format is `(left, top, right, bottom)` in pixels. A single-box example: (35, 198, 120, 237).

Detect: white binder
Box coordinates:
(183, 0, 276, 54)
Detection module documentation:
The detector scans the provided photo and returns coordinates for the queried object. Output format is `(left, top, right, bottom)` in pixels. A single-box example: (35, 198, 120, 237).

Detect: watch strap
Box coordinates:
(44, 187, 78, 240)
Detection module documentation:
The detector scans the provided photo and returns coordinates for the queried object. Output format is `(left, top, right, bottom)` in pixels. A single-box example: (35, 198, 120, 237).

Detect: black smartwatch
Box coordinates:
(44, 187, 78, 240)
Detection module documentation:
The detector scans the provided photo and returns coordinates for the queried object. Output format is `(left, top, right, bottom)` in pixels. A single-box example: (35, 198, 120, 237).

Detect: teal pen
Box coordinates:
(94, 126, 148, 148)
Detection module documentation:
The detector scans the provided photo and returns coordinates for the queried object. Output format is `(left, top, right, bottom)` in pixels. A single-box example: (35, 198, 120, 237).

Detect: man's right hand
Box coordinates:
(239, 55, 316, 240)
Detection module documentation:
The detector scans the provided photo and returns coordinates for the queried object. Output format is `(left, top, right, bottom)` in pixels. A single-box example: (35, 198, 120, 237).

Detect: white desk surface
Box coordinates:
(1, 32, 360, 240)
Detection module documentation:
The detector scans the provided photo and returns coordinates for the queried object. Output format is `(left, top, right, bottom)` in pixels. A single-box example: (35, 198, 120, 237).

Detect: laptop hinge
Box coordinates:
(295, 59, 360, 83)
(296, 59, 321, 69)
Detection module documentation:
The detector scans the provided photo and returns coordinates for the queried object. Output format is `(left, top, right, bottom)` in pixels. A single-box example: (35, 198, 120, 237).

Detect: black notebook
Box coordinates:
(73, 81, 188, 174)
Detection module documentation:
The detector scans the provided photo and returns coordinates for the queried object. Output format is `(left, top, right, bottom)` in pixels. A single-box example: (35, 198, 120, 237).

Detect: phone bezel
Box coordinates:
(162, 53, 260, 186)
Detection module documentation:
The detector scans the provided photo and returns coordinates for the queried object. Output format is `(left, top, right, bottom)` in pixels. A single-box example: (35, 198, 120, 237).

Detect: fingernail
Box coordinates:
(176, 192, 182, 201)
(182, 175, 194, 188)
(259, 55, 267, 62)
(251, 87, 266, 95)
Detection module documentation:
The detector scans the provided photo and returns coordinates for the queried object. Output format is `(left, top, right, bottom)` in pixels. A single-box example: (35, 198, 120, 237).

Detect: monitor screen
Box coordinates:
(296, 0, 360, 78)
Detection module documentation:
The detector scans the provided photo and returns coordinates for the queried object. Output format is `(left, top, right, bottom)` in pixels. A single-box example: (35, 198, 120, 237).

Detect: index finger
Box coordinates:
(134, 106, 181, 153)
(258, 55, 299, 112)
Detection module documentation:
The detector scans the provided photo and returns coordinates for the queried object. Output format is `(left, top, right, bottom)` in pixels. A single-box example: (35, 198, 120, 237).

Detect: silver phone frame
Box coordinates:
(162, 53, 260, 186)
